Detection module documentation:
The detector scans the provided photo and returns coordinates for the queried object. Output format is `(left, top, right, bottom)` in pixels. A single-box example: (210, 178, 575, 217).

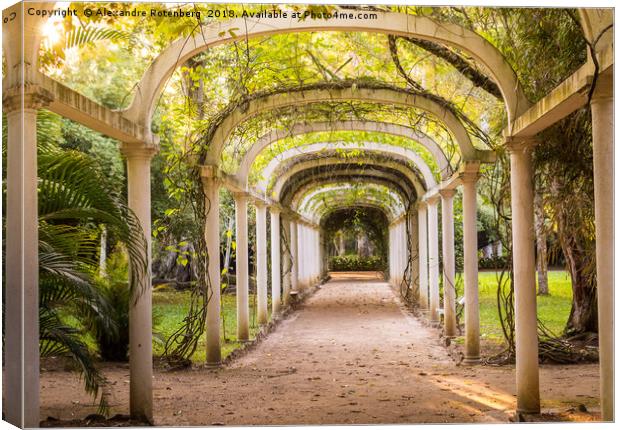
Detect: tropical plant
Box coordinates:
(3, 109, 148, 412)
(36, 146, 148, 411)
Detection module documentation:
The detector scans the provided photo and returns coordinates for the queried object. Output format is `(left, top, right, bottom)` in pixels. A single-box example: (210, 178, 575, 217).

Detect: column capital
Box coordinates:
(269, 205, 282, 215)
(232, 191, 250, 201)
(504, 137, 538, 154)
(438, 188, 456, 199)
(253, 199, 268, 209)
(2, 85, 54, 112)
(200, 165, 223, 190)
(459, 171, 481, 184)
(416, 201, 427, 210)
(426, 194, 440, 205)
(120, 143, 159, 160)
(591, 71, 613, 104)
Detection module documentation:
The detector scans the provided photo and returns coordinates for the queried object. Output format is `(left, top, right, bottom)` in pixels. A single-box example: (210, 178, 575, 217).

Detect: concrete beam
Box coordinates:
(507, 45, 613, 138)
(422, 161, 481, 201)
(38, 73, 153, 145)
(215, 170, 317, 227)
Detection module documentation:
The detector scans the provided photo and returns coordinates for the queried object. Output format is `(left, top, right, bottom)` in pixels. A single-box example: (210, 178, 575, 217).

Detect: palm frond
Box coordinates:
(64, 26, 131, 51)
(38, 150, 148, 296)
(39, 310, 109, 414)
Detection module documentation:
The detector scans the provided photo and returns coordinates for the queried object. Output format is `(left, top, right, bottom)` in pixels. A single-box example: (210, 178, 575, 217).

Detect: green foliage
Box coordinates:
(478, 256, 509, 270)
(90, 251, 131, 362)
(2, 106, 148, 411)
(322, 207, 389, 262)
(329, 255, 386, 272)
(35, 148, 148, 412)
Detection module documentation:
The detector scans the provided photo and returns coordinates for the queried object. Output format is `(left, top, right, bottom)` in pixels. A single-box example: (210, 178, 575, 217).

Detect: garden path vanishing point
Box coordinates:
(39, 273, 600, 425)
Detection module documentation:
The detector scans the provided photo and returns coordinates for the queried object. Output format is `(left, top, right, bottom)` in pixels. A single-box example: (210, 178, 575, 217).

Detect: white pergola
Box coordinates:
(2, 3, 613, 426)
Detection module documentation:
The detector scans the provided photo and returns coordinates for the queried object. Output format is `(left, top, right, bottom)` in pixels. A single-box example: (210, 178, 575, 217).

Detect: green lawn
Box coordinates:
(468, 270, 573, 345)
(152, 286, 269, 363)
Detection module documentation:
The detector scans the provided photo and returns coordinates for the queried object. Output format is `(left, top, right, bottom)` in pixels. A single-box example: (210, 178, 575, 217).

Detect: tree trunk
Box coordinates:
(99, 225, 107, 277)
(562, 236, 598, 335)
(534, 193, 549, 295)
(338, 232, 345, 256)
(555, 194, 598, 335)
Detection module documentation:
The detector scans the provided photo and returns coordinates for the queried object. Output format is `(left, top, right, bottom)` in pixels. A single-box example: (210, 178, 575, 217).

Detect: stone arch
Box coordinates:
(199, 84, 478, 165)
(236, 120, 454, 183)
(289, 174, 413, 212)
(303, 194, 403, 222)
(578, 9, 613, 52)
(271, 157, 425, 200)
(296, 183, 405, 222)
(321, 203, 393, 225)
(123, 12, 530, 132)
(257, 141, 438, 192)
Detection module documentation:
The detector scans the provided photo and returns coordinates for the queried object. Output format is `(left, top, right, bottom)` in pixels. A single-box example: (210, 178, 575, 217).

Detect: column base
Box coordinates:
(205, 361, 222, 369)
(462, 356, 481, 365)
(514, 408, 541, 419)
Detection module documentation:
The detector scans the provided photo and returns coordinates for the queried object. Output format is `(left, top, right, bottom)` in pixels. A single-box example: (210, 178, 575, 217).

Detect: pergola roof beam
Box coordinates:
(506, 44, 613, 138)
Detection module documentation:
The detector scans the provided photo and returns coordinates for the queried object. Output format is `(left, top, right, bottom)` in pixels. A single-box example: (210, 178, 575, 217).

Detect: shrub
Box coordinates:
(328, 255, 386, 271)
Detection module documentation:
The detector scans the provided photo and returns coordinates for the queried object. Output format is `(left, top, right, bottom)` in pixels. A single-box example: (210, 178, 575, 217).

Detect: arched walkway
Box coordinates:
(2, 4, 613, 426)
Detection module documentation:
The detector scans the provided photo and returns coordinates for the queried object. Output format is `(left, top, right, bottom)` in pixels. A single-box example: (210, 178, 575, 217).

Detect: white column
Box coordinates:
(314, 228, 319, 282)
(300, 224, 307, 287)
(319, 230, 326, 278)
(307, 226, 312, 284)
(397, 222, 402, 284)
(427, 196, 440, 323)
(398, 221, 403, 284)
(270, 207, 282, 314)
(392, 224, 397, 283)
(298, 223, 305, 289)
(402, 221, 406, 284)
(591, 72, 613, 421)
(202, 171, 222, 366)
(307, 226, 312, 283)
(394, 226, 398, 284)
(290, 220, 298, 292)
(313, 228, 317, 282)
(255, 202, 268, 324)
(440, 189, 457, 337)
(234, 193, 249, 341)
(461, 169, 481, 364)
(3, 89, 51, 428)
(282, 216, 292, 305)
(121, 144, 158, 422)
(418, 203, 429, 309)
(389, 226, 394, 283)
(508, 139, 540, 414)
(409, 210, 420, 303)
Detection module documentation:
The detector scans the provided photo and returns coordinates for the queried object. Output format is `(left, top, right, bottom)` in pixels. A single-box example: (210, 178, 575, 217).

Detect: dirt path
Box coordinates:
(40, 275, 601, 425)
